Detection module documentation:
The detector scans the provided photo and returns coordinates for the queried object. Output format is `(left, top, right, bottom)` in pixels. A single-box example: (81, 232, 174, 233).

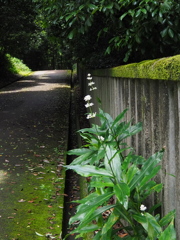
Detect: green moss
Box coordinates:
(1, 155, 66, 240)
(92, 55, 180, 81)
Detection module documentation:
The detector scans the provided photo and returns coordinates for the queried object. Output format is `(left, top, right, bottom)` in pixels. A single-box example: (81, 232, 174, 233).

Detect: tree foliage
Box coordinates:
(1, 0, 180, 69)
(33, 0, 180, 68)
(0, 0, 37, 54)
(0, 0, 62, 70)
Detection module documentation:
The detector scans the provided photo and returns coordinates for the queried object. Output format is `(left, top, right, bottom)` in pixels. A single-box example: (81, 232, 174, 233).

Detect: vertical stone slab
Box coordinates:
(129, 78, 136, 148)
(165, 82, 176, 215)
(176, 82, 180, 239)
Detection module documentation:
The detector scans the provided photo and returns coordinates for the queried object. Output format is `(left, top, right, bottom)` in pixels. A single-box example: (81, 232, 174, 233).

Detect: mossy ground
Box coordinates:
(0, 154, 66, 240)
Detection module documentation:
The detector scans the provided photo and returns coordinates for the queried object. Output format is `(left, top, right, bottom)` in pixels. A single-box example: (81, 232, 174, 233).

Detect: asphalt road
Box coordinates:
(0, 70, 71, 240)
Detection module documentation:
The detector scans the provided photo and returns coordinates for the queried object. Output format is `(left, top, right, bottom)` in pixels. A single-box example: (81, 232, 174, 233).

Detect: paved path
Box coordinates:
(0, 70, 71, 239)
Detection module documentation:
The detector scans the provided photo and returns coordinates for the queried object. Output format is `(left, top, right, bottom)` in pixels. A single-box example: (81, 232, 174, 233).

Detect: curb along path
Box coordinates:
(0, 70, 71, 239)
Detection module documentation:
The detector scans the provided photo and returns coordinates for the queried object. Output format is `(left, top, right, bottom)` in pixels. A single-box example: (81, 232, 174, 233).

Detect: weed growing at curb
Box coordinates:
(64, 74, 176, 240)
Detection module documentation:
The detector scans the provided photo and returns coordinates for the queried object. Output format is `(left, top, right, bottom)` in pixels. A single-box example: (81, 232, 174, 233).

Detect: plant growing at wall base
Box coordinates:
(64, 74, 176, 240)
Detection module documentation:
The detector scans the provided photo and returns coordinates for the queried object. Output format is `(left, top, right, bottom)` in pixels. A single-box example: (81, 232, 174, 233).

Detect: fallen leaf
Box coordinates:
(61, 194, 68, 197)
(35, 232, 44, 237)
(18, 199, 26, 202)
(43, 159, 50, 163)
(119, 233, 128, 238)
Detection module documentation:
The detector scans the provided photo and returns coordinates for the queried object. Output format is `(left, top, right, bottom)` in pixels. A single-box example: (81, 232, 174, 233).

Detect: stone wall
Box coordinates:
(78, 55, 180, 239)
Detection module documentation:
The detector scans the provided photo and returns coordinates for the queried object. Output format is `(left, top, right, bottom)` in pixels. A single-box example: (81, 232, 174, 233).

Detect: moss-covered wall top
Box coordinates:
(91, 55, 180, 81)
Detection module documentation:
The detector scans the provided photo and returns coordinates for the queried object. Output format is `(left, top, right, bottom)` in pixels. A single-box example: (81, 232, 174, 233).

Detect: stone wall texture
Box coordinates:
(78, 55, 180, 239)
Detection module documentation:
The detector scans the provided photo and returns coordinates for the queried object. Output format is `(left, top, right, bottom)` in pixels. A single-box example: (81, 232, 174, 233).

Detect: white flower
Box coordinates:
(90, 87, 97, 91)
(98, 136, 104, 141)
(140, 204, 147, 211)
(86, 112, 96, 119)
(84, 95, 92, 101)
(87, 73, 92, 81)
(88, 81, 95, 86)
(85, 102, 94, 108)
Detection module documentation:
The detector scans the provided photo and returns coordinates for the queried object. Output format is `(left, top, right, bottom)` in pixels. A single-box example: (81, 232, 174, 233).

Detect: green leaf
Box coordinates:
(159, 219, 176, 240)
(87, 3, 97, 10)
(104, 145, 122, 183)
(139, 165, 161, 189)
(141, 8, 147, 15)
(168, 28, 174, 38)
(112, 109, 128, 127)
(85, 17, 92, 27)
(135, 9, 142, 18)
(149, 202, 162, 214)
(92, 7, 99, 14)
(68, 148, 92, 156)
(70, 192, 113, 224)
(101, 209, 119, 235)
(159, 210, 176, 227)
(152, 183, 163, 193)
(120, 12, 128, 20)
(125, 165, 139, 184)
(126, 122, 143, 136)
(105, 46, 111, 55)
(73, 205, 116, 231)
(65, 13, 74, 21)
(90, 176, 114, 188)
(115, 204, 134, 227)
(98, 108, 114, 125)
(68, 29, 75, 39)
(79, 4, 84, 10)
(116, 121, 130, 138)
(97, 97, 102, 104)
(152, 9, 158, 17)
(161, 28, 168, 38)
(114, 183, 130, 208)
(96, 148, 106, 162)
(76, 224, 99, 233)
(141, 180, 156, 190)
(129, 151, 163, 191)
(69, 150, 94, 165)
(65, 164, 113, 177)
(118, 122, 142, 141)
(135, 34, 141, 44)
(133, 212, 162, 239)
(122, 154, 144, 172)
(105, 2, 114, 9)
(75, 192, 98, 204)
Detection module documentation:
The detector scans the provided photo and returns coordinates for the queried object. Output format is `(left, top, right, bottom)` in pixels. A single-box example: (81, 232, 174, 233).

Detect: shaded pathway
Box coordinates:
(0, 70, 71, 239)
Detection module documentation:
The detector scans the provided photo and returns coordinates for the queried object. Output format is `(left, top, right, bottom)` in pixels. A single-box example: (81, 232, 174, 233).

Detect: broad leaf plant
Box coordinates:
(64, 74, 176, 240)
